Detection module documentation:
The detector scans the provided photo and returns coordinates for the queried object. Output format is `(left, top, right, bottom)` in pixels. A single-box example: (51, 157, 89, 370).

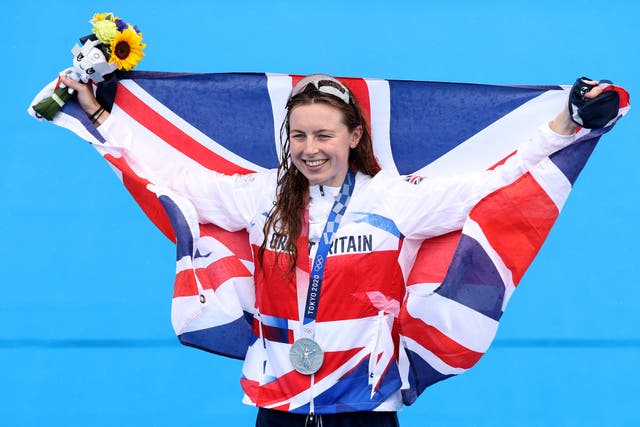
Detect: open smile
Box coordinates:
(305, 159, 328, 168)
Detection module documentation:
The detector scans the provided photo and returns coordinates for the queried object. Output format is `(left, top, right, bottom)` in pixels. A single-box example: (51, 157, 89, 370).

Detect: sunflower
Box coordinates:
(109, 27, 146, 71)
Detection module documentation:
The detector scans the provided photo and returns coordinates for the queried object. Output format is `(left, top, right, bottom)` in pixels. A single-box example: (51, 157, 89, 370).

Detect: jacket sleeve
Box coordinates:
(96, 111, 276, 231)
(377, 123, 576, 240)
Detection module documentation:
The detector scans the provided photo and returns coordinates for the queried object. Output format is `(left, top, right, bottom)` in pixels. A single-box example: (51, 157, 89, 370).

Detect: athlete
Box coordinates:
(60, 73, 617, 427)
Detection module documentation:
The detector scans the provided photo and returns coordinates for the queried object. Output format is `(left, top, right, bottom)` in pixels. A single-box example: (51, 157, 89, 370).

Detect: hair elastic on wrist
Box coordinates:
(88, 106, 105, 124)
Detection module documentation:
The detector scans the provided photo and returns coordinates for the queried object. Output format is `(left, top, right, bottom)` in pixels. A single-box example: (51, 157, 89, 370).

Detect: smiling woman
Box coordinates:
(262, 75, 380, 275)
(289, 103, 361, 187)
(53, 71, 625, 427)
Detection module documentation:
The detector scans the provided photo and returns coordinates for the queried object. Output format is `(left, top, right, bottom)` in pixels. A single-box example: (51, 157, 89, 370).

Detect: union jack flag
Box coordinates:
(29, 72, 629, 406)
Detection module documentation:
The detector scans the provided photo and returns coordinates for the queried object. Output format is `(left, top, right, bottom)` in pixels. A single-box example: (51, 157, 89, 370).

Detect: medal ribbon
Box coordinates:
(300, 169, 355, 340)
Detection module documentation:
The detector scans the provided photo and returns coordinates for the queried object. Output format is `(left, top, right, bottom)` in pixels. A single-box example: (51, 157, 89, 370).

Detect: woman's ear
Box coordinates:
(350, 125, 363, 148)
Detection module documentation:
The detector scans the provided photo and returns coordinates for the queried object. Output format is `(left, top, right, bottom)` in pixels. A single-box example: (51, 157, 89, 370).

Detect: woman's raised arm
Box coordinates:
(60, 75, 274, 231)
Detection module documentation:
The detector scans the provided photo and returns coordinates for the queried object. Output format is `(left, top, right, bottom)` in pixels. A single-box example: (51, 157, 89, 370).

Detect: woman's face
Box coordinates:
(289, 103, 362, 187)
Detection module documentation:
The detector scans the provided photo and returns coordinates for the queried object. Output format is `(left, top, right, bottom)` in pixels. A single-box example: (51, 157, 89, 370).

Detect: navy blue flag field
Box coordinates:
(29, 72, 629, 406)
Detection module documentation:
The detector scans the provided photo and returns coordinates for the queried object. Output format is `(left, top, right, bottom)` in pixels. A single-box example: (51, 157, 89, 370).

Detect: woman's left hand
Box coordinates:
(550, 78, 604, 135)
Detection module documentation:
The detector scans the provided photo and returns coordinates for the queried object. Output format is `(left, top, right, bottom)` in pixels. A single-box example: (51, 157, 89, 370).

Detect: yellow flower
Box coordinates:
(90, 12, 115, 25)
(92, 19, 118, 44)
(109, 27, 146, 71)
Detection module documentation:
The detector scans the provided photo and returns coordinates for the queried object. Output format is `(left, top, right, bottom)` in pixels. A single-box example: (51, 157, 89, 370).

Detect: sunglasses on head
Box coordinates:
(290, 75, 351, 104)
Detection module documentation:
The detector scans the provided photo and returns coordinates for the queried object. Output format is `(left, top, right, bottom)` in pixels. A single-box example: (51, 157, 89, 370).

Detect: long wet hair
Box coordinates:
(257, 80, 380, 274)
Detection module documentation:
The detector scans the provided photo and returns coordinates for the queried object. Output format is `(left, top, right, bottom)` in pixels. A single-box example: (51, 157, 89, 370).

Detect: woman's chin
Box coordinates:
(298, 165, 327, 184)
(295, 162, 346, 187)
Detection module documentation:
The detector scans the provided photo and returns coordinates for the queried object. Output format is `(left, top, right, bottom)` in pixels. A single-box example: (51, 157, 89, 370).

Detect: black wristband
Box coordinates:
(88, 106, 105, 124)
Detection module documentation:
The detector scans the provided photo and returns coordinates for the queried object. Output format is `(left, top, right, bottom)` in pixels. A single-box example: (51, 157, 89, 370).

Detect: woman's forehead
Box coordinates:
(289, 103, 345, 128)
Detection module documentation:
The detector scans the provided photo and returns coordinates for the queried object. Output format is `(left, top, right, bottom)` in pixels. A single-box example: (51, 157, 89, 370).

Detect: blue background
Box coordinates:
(2, 1, 638, 425)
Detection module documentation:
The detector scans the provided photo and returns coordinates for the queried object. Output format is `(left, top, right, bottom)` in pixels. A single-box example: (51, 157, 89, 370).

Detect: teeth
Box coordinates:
(306, 160, 326, 167)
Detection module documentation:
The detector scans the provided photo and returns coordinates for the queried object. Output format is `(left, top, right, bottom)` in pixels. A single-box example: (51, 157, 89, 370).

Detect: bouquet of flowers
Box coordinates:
(32, 12, 146, 121)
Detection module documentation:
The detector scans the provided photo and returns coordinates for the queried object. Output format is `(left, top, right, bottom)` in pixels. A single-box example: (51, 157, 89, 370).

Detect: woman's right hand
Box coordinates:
(59, 75, 110, 125)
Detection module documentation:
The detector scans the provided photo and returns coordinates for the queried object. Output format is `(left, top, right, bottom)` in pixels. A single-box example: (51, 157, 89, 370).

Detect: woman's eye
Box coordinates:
(318, 134, 331, 140)
(291, 134, 304, 140)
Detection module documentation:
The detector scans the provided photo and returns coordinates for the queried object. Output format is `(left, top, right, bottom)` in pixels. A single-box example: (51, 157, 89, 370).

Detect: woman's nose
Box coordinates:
(303, 138, 320, 154)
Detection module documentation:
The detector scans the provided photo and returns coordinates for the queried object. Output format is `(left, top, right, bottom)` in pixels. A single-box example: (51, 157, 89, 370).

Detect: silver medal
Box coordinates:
(289, 338, 324, 375)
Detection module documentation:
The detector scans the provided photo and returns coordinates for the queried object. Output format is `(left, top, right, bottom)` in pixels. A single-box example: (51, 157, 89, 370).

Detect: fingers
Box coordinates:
(579, 78, 605, 99)
(59, 75, 84, 91)
(58, 74, 100, 113)
(584, 84, 604, 99)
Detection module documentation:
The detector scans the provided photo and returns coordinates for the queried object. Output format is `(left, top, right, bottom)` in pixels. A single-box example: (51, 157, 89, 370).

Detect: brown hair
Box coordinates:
(257, 81, 380, 274)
